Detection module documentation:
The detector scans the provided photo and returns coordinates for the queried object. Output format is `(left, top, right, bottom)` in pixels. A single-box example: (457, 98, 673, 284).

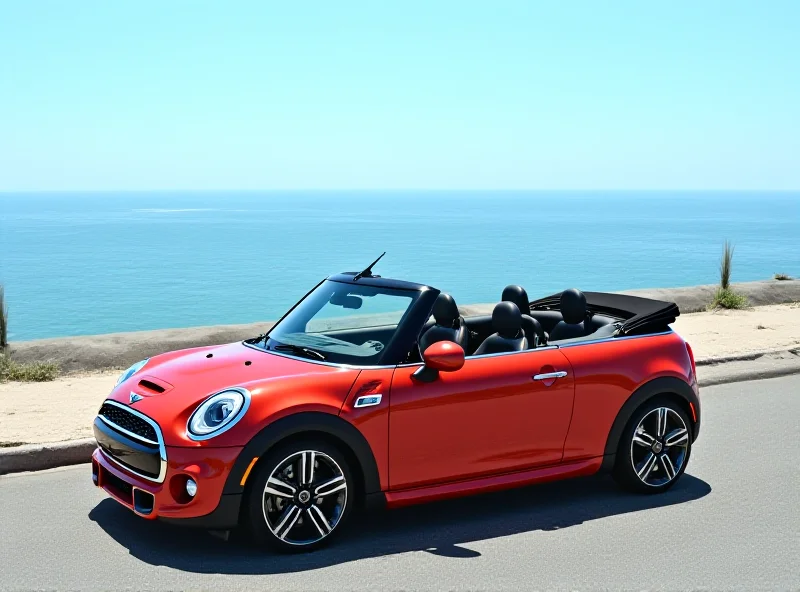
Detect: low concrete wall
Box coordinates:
(618, 278, 800, 313)
(8, 278, 799, 374)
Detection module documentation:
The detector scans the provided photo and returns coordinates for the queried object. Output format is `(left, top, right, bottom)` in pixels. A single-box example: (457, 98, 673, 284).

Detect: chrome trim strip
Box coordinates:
(398, 345, 560, 367)
(533, 371, 568, 380)
(98, 445, 167, 485)
(354, 394, 383, 408)
(98, 400, 168, 483)
(245, 329, 674, 372)
(554, 329, 674, 348)
(186, 387, 252, 442)
(469, 345, 559, 360)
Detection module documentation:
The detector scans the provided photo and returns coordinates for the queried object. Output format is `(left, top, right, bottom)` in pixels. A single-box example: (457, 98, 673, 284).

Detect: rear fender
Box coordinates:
(600, 376, 700, 472)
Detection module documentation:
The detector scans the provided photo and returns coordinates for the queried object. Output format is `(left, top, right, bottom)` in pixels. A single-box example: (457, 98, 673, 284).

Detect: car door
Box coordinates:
(388, 347, 575, 490)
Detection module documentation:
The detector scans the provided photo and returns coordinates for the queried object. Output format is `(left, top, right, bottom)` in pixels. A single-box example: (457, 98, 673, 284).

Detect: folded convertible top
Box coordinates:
(529, 291, 680, 336)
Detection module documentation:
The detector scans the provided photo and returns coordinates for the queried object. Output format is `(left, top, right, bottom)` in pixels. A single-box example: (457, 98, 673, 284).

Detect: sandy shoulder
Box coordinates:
(2, 303, 799, 445)
(0, 371, 118, 445)
(673, 302, 800, 360)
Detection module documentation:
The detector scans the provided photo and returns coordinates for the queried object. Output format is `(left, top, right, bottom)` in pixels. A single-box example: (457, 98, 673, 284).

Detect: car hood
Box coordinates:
(105, 341, 361, 446)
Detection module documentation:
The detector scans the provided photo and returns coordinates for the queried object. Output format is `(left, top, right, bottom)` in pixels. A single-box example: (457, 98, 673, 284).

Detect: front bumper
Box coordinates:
(92, 445, 244, 529)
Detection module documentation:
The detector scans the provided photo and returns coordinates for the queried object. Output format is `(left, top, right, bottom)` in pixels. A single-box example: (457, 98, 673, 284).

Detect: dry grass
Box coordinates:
(0, 355, 60, 382)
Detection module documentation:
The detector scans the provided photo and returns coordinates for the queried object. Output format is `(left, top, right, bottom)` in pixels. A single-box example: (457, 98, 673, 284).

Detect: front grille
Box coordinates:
(94, 401, 165, 482)
(99, 403, 158, 442)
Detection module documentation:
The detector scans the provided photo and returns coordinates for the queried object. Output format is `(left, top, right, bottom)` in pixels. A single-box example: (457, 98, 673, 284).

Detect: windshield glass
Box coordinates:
(256, 279, 419, 365)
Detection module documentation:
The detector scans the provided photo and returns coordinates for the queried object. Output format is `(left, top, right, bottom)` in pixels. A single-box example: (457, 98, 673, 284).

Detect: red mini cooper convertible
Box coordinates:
(92, 259, 700, 552)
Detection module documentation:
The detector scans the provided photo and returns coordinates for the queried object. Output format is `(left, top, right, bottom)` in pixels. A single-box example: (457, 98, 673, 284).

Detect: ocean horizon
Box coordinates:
(2, 191, 798, 341)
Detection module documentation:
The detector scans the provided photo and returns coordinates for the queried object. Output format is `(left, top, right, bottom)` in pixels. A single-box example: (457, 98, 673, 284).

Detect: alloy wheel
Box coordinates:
(629, 406, 690, 487)
(262, 450, 348, 546)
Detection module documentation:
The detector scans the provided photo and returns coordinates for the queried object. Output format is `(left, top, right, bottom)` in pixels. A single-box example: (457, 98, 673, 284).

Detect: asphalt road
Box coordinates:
(1, 375, 798, 591)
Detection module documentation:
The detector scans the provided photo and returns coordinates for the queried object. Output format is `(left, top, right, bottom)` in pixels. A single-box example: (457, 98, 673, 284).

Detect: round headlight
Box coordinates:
(116, 359, 149, 386)
(187, 389, 249, 439)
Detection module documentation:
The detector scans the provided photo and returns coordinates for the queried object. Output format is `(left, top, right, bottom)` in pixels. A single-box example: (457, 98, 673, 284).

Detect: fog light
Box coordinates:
(186, 479, 197, 498)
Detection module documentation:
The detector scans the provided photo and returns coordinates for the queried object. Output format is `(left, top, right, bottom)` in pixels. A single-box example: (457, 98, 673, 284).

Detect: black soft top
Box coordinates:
(529, 291, 680, 336)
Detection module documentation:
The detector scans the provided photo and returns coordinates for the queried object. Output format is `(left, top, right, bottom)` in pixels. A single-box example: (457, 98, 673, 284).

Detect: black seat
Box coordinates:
(501, 285, 547, 347)
(419, 293, 469, 352)
(549, 288, 589, 341)
(473, 302, 528, 355)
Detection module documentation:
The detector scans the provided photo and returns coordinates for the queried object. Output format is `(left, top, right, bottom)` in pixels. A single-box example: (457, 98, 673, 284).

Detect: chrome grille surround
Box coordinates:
(96, 399, 167, 483)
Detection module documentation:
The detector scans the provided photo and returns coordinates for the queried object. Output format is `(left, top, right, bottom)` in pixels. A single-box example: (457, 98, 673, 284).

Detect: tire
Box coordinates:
(613, 398, 692, 494)
(245, 439, 355, 552)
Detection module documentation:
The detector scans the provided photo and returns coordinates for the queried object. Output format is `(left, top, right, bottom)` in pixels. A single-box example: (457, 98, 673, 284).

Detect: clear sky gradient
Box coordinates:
(1, 1, 798, 190)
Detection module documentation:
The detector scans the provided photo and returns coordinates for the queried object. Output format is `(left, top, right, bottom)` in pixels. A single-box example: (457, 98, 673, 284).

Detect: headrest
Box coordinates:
(492, 301, 522, 338)
(501, 285, 530, 316)
(560, 288, 587, 325)
(432, 293, 459, 327)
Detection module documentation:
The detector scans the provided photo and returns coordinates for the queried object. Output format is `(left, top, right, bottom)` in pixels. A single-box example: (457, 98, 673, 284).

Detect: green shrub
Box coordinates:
(0, 355, 60, 382)
(774, 273, 792, 281)
(709, 287, 749, 310)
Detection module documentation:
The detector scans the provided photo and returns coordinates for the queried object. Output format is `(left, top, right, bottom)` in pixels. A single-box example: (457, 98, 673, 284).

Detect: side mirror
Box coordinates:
(412, 341, 465, 382)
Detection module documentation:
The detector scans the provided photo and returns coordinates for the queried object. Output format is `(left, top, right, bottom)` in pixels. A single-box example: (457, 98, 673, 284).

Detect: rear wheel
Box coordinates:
(245, 440, 354, 552)
(613, 399, 692, 493)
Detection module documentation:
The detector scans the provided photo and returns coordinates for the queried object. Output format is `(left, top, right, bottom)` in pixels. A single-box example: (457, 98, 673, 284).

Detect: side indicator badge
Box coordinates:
(354, 394, 383, 408)
(240, 457, 259, 487)
(689, 402, 697, 422)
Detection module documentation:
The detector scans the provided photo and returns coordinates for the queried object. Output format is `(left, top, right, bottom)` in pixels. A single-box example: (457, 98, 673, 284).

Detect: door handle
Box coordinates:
(533, 371, 568, 381)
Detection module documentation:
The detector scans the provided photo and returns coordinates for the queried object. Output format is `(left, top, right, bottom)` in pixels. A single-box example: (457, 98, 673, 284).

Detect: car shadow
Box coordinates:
(88, 473, 711, 574)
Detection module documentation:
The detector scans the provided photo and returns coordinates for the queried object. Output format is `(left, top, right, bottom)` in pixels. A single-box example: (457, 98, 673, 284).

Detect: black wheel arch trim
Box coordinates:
(600, 376, 700, 472)
(222, 411, 382, 496)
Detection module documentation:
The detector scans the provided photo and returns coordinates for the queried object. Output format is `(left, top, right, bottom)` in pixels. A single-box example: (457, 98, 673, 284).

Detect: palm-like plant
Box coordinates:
(0, 284, 7, 350)
(720, 240, 734, 290)
(709, 240, 748, 310)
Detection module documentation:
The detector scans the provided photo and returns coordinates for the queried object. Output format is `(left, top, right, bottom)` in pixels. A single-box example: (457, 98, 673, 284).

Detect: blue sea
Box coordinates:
(1, 192, 798, 341)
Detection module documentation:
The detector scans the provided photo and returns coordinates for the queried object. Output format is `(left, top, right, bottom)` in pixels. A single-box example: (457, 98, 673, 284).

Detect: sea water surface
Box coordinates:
(1, 192, 798, 341)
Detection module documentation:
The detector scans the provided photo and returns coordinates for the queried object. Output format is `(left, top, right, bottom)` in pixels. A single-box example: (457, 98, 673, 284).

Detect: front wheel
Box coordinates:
(245, 440, 354, 552)
(613, 399, 692, 494)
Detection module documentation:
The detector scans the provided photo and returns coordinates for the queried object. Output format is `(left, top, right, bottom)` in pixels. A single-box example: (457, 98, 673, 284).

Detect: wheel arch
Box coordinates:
(222, 411, 382, 502)
(600, 376, 700, 472)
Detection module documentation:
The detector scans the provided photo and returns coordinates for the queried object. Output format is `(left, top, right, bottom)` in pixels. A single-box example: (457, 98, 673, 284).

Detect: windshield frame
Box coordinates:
(246, 275, 440, 367)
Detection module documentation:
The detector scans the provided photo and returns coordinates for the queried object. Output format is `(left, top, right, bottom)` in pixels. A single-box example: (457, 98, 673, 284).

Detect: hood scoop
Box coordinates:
(134, 376, 173, 395)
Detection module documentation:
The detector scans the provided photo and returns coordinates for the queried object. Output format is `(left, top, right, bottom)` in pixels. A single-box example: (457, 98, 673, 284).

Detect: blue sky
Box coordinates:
(1, 1, 798, 190)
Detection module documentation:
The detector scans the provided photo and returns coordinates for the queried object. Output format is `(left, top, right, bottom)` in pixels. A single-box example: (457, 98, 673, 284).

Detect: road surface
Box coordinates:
(1, 375, 798, 591)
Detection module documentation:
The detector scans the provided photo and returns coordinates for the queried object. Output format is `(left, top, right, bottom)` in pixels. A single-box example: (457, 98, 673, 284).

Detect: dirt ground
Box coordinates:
(672, 302, 800, 360)
(1, 303, 799, 445)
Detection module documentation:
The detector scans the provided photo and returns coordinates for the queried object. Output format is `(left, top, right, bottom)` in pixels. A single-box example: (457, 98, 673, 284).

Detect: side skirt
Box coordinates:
(384, 457, 603, 509)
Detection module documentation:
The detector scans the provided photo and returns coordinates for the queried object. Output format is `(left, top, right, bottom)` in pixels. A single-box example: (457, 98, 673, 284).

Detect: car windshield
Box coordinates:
(256, 279, 419, 365)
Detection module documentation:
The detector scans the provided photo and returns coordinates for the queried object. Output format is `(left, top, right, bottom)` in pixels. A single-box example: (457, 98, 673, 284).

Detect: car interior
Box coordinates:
(416, 285, 624, 359)
(261, 281, 625, 365)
